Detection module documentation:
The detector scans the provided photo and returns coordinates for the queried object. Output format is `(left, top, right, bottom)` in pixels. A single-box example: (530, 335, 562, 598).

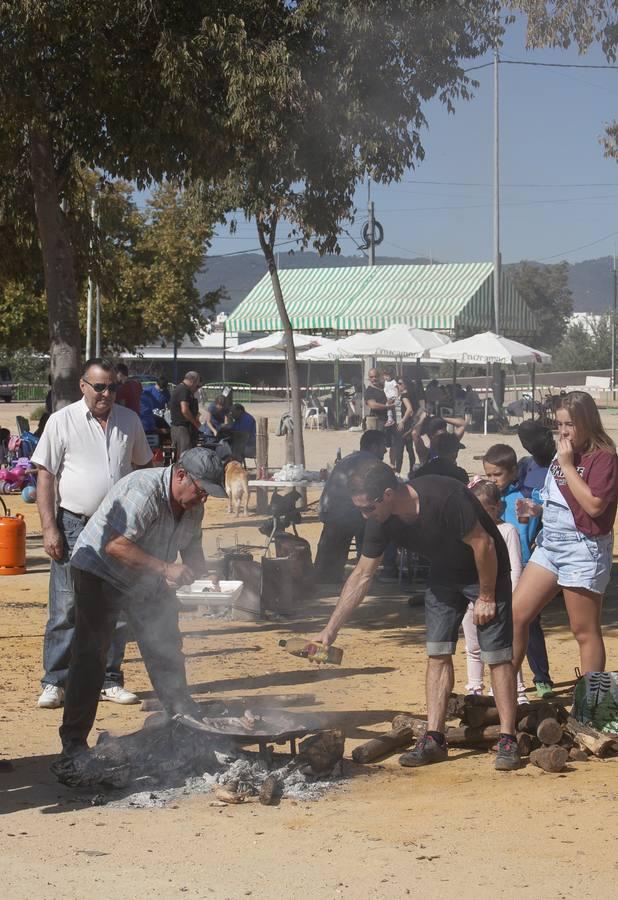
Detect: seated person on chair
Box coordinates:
(203, 395, 229, 438)
(314, 430, 387, 585)
(229, 403, 256, 457)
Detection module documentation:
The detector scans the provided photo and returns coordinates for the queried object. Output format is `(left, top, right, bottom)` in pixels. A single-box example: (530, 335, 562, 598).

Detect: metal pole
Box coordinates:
(493, 33, 501, 336)
(612, 253, 618, 400)
(95, 284, 101, 356)
(222, 322, 227, 384)
(368, 180, 375, 267)
(85, 197, 96, 359)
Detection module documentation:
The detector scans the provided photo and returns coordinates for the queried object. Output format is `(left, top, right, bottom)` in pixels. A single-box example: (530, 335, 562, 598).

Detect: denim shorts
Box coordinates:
(424, 574, 513, 663)
(531, 528, 613, 594)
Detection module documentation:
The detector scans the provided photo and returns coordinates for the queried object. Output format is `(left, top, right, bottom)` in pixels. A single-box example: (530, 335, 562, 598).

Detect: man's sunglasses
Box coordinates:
(187, 474, 209, 500)
(356, 494, 385, 515)
(82, 379, 118, 394)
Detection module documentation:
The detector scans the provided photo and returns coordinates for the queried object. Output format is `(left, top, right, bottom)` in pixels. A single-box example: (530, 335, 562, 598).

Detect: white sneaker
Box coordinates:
(38, 684, 64, 709)
(100, 685, 139, 705)
(517, 691, 529, 706)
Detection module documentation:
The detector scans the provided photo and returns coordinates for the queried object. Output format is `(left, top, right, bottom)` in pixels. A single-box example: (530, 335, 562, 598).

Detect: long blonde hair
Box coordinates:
(558, 391, 615, 454)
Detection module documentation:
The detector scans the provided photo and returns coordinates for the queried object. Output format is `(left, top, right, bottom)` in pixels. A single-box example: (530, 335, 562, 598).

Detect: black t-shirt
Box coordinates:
(364, 385, 387, 422)
(411, 457, 469, 484)
(170, 383, 198, 426)
(362, 475, 510, 587)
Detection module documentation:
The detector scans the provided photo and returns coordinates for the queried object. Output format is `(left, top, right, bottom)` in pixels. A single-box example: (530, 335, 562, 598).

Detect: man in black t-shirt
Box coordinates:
(170, 372, 201, 457)
(364, 369, 392, 427)
(317, 460, 520, 772)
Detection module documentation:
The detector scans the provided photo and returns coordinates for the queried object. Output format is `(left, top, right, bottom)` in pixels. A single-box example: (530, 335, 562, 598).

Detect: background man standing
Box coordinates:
(364, 368, 392, 429)
(32, 358, 153, 710)
(170, 371, 202, 457)
(318, 462, 520, 772)
(115, 363, 142, 416)
(314, 430, 387, 585)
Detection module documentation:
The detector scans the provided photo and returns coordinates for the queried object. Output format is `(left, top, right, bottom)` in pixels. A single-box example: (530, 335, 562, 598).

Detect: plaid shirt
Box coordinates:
(71, 467, 204, 596)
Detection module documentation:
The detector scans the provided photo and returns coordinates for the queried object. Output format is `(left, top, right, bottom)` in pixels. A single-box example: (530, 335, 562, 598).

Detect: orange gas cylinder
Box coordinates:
(0, 496, 26, 575)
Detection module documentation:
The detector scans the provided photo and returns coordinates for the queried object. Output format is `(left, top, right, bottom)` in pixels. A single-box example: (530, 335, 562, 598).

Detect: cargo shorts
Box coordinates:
(424, 573, 513, 663)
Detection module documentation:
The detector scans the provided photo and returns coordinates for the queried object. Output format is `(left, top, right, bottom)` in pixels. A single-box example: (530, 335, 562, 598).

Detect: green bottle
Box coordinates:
(278, 638, 343, 665)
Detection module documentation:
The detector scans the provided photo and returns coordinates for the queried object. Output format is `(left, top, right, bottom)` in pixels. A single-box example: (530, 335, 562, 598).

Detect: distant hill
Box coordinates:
(565, 256, 614, 314)
(195, 251, 616, 318)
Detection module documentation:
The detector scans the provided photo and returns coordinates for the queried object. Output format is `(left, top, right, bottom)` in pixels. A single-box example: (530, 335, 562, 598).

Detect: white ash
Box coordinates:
(107, 752, 343, 809)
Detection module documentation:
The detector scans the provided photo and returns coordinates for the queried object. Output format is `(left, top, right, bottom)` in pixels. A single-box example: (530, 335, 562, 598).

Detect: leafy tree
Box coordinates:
(511, 2, 618, 153)
(551, 314, 612, 371)
(0, 1, 235, 405)
(507, 260, 573, 349)
(126, 183, 222, 347)
(207, 0, 503, 463)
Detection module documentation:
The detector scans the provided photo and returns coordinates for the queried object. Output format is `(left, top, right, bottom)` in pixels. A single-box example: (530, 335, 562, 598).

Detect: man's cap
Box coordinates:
(178, 448, 227, 498)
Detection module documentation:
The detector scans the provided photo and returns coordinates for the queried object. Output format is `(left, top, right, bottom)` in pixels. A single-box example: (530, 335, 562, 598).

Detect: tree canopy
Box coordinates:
(507, 260, 573, 350)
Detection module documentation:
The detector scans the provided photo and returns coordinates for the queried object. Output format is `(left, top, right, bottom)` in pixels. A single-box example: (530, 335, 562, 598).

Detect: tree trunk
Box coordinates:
(257, 222, 305, 466)
(30, 126, 81, 409)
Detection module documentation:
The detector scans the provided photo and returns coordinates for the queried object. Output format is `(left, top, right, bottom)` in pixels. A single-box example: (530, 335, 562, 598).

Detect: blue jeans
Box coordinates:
(42, 508, 127, 689)
(527, 614, 552, 685)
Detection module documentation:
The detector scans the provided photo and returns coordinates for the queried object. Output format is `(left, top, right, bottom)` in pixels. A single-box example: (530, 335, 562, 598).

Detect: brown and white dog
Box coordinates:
(225, 460, 249, 516)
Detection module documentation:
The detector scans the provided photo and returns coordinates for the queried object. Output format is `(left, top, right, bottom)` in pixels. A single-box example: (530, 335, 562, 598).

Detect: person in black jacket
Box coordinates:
(314, 430, 387, 585)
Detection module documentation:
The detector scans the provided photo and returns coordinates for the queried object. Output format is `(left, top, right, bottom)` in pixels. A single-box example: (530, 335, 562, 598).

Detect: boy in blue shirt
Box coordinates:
(483, 443, 554, 698)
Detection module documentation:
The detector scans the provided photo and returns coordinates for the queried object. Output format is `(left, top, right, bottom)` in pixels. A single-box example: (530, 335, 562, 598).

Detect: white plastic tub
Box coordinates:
(176, 580, 244, 608)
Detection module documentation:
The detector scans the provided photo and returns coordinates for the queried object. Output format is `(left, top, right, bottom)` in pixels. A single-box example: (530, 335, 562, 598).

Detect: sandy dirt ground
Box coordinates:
(1, 401, 617, 899)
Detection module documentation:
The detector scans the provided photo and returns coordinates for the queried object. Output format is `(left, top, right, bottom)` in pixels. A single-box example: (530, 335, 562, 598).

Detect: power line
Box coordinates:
(464, 59, 618, 72)
(208, 238, 299, 258)
(538, 228, 618, 262)
(379, 193, 618, 213)
(399, 179, 618, 188)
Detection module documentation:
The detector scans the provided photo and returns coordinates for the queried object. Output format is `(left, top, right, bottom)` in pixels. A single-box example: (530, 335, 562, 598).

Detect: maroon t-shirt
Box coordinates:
(550, 449, 618, 537)
(116, 379, 142, 416)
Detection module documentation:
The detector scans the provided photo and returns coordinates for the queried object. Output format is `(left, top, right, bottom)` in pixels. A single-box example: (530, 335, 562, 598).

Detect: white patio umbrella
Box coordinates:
(228, 331, 333, 354)
(337, 325, 451, 360)
(229, 332, 334, 405)
(429, 331, 552, 434)
(297, 334, 366, 362)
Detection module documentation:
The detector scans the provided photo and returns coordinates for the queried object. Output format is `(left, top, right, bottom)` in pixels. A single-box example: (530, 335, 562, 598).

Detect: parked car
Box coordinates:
(0, 366, 13, 403)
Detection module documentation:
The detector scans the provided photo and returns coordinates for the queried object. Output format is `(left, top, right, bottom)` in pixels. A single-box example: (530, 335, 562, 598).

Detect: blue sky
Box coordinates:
(208, 15, 618, 266)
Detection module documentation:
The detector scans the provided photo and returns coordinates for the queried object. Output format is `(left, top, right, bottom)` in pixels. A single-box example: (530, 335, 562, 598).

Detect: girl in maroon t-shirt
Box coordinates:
(511, 391, 618, 675)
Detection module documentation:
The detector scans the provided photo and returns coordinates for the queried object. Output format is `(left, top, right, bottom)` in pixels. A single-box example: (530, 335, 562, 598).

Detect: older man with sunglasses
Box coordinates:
(32, 358, 153, 710)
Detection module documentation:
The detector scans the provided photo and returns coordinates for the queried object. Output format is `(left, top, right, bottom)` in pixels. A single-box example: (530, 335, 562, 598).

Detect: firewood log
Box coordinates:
(530, 745, 568, 773)
(516, 732, 534, 756)
(353, 720, 426, 764)
(444, 724, 502, 746)
(564, 717, 618, 758)
(536, 718, 563, 746)
(568, 747, 589, 762)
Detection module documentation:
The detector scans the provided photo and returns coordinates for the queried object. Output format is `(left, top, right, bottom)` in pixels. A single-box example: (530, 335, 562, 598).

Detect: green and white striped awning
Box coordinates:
(226, 262, 538, 335)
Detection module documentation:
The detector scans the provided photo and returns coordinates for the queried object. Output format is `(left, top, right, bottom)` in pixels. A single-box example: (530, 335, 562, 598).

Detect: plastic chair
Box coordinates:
(16, 416, 30, 436)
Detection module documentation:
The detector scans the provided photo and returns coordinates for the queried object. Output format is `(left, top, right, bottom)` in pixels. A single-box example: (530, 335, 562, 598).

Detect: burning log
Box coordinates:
(297, 729, 345, 775)
(564, 716, 618, 758)
(214, 785, 249, 804)
(530, 745, 569, 773)
(536, 718, 564, 746)
(259, 774, 284, 805)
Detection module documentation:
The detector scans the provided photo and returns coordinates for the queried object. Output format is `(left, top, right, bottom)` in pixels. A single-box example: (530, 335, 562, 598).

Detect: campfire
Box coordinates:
(51, 700, 346, 809)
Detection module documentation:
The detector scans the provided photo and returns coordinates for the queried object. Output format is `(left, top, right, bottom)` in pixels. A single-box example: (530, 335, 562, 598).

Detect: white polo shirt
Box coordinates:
(31, 397, 153, 517)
